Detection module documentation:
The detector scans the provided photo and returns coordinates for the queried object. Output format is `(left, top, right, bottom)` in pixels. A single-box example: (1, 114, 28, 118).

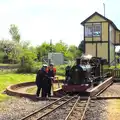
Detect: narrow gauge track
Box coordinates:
(65, 96, 90, 120)
(20, 94, 78, 120)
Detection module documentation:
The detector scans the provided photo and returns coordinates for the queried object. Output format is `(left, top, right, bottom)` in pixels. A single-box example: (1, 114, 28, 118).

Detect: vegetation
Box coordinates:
(0, 24, 83, 73)
(109, 64, 120, 69)
(0, 24, 83, 102)
(0, 73, 35, 101)
(0, 72, 64, 102)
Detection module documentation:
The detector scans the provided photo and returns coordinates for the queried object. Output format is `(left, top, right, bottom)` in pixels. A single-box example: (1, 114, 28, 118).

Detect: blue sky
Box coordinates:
(0, 0, 120, 50)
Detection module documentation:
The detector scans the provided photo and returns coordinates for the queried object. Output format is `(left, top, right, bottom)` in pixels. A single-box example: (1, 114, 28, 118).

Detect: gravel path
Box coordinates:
(98, 83, 120, 97)
(0, 97, 51, 120)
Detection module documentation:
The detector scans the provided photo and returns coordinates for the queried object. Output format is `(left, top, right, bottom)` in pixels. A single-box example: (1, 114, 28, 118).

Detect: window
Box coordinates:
(85, 23, 101, 37)
(85, 24, 92, 37)
(93, 23, 101, 36)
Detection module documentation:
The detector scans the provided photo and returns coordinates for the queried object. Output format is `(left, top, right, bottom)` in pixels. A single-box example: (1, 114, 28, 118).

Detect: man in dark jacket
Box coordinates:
(35, 64, 48, 98)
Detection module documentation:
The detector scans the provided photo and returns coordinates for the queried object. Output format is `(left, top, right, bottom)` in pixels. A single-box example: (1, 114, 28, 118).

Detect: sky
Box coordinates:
(0, 0, 120, 51)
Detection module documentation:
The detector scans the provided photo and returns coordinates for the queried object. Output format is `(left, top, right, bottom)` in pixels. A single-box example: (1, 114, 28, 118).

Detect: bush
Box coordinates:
(56, 64, 67, 76)
(17, 62, 42, 73)
(17, 59, 67, 76)
(0, 51, 5, 63)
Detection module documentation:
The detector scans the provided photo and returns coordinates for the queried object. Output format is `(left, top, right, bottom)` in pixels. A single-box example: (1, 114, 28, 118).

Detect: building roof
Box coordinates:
(81, 12, 120, 31)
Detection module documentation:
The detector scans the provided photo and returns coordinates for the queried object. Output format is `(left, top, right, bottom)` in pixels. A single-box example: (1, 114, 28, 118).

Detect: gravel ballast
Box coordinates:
(0, 97, 51, 120)
(0, 97, 120, 120)
(98, 83, 120, 97)
(1, 82, 120, 120)
(84, 99, 120, 120)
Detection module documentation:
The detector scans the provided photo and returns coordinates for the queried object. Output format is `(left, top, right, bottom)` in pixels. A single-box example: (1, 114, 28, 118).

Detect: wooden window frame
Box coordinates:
(85, 23, 102, 38)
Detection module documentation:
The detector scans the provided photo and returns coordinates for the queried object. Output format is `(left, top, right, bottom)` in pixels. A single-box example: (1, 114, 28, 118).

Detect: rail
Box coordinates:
(20, 94, 78, 120)
(65, 96, 90, 120)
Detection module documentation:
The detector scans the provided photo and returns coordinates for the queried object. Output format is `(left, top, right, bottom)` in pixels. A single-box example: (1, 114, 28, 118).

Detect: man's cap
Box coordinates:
(43, 64, 48, 67)
(50, 63, 54, 66)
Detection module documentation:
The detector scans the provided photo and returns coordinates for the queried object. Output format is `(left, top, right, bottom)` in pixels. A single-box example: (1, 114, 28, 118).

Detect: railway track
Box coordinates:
(20, 94, 78, 120)
(65, 96, 90, 120)
(20, 94, 90, 120)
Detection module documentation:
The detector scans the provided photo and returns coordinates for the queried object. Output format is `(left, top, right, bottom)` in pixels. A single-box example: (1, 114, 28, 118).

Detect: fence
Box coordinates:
(106, 69, 120, 78)
(0, 65, 18, 73)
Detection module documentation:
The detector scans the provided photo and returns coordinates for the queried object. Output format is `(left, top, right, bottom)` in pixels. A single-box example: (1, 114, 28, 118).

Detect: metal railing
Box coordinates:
(107, 69, 120, 78)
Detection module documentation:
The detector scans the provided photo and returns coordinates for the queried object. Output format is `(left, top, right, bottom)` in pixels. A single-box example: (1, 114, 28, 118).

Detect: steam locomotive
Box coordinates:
(62, 54, 107, 93)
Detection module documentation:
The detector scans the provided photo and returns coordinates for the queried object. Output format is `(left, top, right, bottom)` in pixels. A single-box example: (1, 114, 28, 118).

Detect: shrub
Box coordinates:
(56, 64, 67, 76)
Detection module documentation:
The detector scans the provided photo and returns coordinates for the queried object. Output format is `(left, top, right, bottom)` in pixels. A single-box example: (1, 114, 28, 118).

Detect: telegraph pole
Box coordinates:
(50, 39, 52, 52)
(103, 3, 105, 17)
(50, 39, 53, 65)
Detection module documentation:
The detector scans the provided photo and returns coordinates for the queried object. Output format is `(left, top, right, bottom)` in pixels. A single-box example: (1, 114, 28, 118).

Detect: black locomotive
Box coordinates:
(62, 55, 107, 93)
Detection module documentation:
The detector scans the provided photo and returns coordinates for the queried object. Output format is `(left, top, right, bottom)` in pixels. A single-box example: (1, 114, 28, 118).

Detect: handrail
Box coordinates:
(109, 58, 116, 66)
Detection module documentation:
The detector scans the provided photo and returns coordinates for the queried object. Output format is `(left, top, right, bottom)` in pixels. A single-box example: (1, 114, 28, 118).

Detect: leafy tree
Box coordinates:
(54, 40, 68, 54)
(66, 45, 82, 60)
(18, 48, 37, 73)
(9, 24, 20, 43)
(8, 43, 22, 63)
(36, 42, 52, 61)
(0, 51, 5, 63)
(0, 39, 22, 63)
(78, 40, 85, 53)
(20, 40, 30, 49)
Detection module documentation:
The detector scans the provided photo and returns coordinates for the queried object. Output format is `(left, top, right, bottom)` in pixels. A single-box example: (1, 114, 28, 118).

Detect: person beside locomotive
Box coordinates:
(47, 63, 56, 97)
(35, 64, 48, 99)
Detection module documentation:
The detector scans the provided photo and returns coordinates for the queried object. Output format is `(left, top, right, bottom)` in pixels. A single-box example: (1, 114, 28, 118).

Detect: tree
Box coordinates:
(9, 24, 20, 43)
(0, 39, 22, 63)
(17, 47, 37, 73)
(67, 45, 82, 60)
(36, 42, 52, 61)
(54, 40, 68, 54)
(78, 40, 85, 53)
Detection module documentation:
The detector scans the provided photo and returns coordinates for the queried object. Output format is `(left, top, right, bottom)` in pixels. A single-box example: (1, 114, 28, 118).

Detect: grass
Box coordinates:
(109, 64, 120, 69)
(0, 73, 35, 102)
(0, 72, 64, 102)
(0, 63, 19, 67)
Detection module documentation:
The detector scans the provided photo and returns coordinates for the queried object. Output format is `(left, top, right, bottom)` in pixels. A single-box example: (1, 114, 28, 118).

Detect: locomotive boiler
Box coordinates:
(62, 54, 107, 93)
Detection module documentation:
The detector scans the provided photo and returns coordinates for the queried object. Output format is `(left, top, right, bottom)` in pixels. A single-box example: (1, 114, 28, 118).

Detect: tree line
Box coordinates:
(0, 24, 84, 73)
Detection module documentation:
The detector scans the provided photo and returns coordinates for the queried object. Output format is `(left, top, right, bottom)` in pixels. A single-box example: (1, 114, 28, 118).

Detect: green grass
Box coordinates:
(0, 73, 36, 102)
(0, 63, 19, 67)
(109, 64, 120, 69)
(0, 72, 64, 102)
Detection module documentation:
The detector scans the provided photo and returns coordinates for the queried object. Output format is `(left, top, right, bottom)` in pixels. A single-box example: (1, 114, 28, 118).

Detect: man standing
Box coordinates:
(47, 63, 56, 97)
(35, 64, 48, 98)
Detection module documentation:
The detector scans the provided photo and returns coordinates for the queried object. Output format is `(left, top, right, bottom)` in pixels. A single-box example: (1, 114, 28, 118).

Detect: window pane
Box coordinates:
(93, 24, 101, 36)
(85, 25, 92, 37)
